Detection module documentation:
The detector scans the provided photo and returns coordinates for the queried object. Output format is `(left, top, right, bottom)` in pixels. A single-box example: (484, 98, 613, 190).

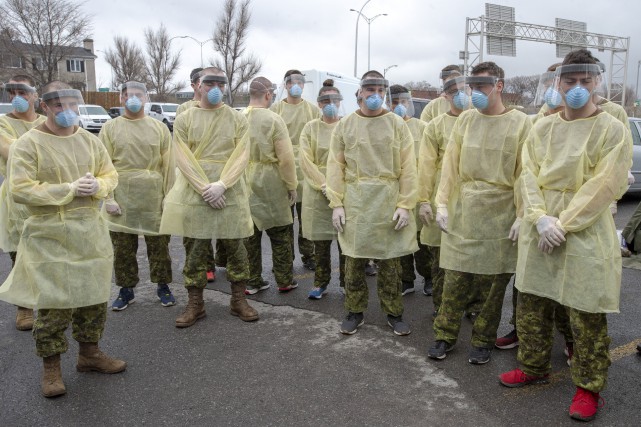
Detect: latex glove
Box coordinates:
(609, 201, 617, 216)
(418, 203, 434, 225)
(508, 217, 521, 242)
(536, 215, 566, 247)
(436, 206, 448, 233)
(392, 208, 410, 230)
(288, 190, 297, 206)
(208, 194, 226, 210)
(71, 173, 99, 197)
(537, 237, 555, 254)
(332, 207, 345, 232)
(628, 170, 635, 185)
(321, 183, 327, 196)
(105, 199, 122, 216)
(202, 181, 226, 203)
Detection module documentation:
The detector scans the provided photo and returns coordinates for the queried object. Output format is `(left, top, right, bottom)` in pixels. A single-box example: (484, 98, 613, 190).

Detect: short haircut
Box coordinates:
(442, 64, 461, 73)
(389, 84, 409, 95)
(361, 70, 384, 80)
(471, 61, 504, 80)
(249, 76, 273, 98)
(284, 69, 303, 79)
(41, 80, 72, 95)
(10, 74, 36, 87)
(562, 49, 597, 66)
(547, 63, 562, 72)
(190, 67, 204, 83)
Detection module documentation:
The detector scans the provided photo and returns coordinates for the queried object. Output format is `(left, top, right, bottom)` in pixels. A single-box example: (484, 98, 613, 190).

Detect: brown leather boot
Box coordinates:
(230, 282, 259, 322)
(16, 306, 34, 331)
(76, 342, 127, 373)
(42, 355, 66, 398)
(175, 287, 206, 328)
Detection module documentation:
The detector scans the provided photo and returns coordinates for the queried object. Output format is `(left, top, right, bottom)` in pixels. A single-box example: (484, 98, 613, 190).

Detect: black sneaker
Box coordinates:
(422, 279, 433, 296)
(428, 340, 453, 360)
(468, 346, 492, 364)
(432, 309, 438, 319)
(465, 311, 479, 323)
(302, 258, 316, 271)
(387, 315, 411, 336)
(364, 261, 377, 276)
(340, 312, 364, 335)
(401, 281, 414, 296)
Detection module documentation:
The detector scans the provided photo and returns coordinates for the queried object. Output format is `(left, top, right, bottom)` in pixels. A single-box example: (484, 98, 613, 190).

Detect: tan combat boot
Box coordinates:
(175, 287, 206, 328)
(76, 342, 127, 374)
(42, 355, 66, 398)
(16, 306, 34, 331)
(230, 282, 259, 322)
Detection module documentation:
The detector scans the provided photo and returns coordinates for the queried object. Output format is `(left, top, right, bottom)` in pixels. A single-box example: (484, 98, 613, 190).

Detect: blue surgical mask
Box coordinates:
(289, 84, 302, 97)
(54, 110, 78, 128)
(323, 103, 338, 118)
(393, 104, 407, 117)
(564, 85, 591, 110)
(544, 87, 562, 109)
(207, 86, 223, 105)
(452, 91, 469, 110)
(471, 90, 489, 110)
(365, 94, 384, 111)
(125, 96, 142, 113)
(12, 95, 29, 113)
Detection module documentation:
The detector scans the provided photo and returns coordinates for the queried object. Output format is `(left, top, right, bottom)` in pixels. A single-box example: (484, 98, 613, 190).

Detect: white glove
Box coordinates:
(105, 199, 122, 216)
(208, 194, 226, 210)
(536, 215, 566, 247)
(321, 183, 327, 196)
(202, 181, 226, 203)
(628, 170, 635, 185)
(436, 206, 448, 233)
(332, 207, 346, 232)
(71, 173, 99, 197)
(288, 190, 297, 206)
(393, 208, 410, 230)
(508, 217, 521, 242)
(537, 237, 555, 254)
(418, 203, 434, 225)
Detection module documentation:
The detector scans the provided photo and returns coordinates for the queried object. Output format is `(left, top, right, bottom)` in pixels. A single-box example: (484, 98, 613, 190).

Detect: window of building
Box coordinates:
(1, 54, 24, 68)
(66, 59, 85, 73)
(32, 57, 46, 70)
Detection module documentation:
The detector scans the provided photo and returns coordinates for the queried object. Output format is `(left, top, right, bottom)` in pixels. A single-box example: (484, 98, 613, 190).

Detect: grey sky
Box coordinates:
(85, 0, 641, 94)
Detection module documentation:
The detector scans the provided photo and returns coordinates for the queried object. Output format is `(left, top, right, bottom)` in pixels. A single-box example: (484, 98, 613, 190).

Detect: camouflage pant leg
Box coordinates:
(516, 292, 556, 377)
(569, 309, 611, 392)
(415, 239, 430, 280)
(295, 202, 315, 261)
(219, 238, 250, 283)
(313, 240, 332, 288)
(206, 243, 216, 271)
(466, 284, 483, 313)
(215, 239, 227, 267)
(554, 303, 573, 343)
(400, 254, 416, 283)
(376, 257, 403, 317)
(344, 257, 369, 313)
(144, 234, 172, 285)
(244, 224, 264, 287)
(110, 231, 139, 288)
(433, 269, 475, 344)
(33, 303, 107, 358)
(337, 241, 345, 287)
(510, 285, 519, 326)
(470, 273, 512, 348)
(266, 224, 293, 286)
(428, 246, 445, 311)
(182, 237, 212, 289)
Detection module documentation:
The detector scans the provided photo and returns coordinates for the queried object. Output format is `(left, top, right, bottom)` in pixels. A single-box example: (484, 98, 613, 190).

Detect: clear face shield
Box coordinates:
(120, 81, 148, 114)
(389, 92, 414, 118)
(442, 76, 470, 110)
(2, 82, 37, 113)
(466, 75, 499, 110)
(440, 69, 461, 87)
(594, 62, 608, 100)
(278, 73, 306, 100)
(553, 64, 602, 110)
(200, 74, 229, 106)
(359, 77, 389, 111)
(317, 92, 345, 120)
(41, 89, 84, 128)
(534, 71, 564, 110)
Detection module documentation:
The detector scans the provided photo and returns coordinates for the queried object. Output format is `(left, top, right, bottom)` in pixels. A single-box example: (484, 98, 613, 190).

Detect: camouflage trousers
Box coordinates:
(213, 240, 227, 269)
(516, 292, 611, 392)
(183, 237, 249, 288)
(426, 246, 445, 311)
(400, 231, 430, 282)
(344, 256, 403, 317)
(510, 286, 573, 342)
(312, 240, 345, 288)
(434, 270, 512, 348)
(110, 232, 172, 288)
(33, 302, 107, 358)
(291, 202, 315, 262)
(245, 224, 293, 287)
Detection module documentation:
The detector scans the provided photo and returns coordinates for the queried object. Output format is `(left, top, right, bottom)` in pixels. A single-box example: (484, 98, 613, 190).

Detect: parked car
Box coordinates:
(627, 117, 641, 194)
(0, 103, 13, 115)
(144, 102, 178, 130)
(78, 104, 111, 132)
(108, 107, 125, 119)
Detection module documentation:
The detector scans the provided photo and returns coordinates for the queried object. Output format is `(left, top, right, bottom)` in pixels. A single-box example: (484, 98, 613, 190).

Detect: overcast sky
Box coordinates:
(84, 0, 641, 94)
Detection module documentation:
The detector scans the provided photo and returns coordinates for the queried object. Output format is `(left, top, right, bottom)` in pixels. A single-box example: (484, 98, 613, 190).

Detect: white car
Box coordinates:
(627, 117, 641, 194)
(78, 104, 111, 132)
(145, 102, 178, 130)
(0, 103, 13, 116)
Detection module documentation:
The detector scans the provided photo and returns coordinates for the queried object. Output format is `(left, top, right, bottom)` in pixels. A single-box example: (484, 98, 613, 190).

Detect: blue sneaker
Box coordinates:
(157, 284, 176, 307)
(308, 286, 328, 299)
(112, 288, 134, 311)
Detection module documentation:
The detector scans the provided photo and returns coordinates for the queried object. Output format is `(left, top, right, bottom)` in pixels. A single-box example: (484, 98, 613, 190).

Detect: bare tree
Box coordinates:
(0, 0, 92, 85)
(212, 0, 262, 105)
(143, 23, 184, 99)
(404, 80, 434, 91)
(504, 75, 540, 107)
(104, 36, 147, 89)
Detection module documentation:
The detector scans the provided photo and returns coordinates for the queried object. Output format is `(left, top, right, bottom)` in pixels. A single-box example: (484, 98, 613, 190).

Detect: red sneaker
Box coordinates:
(569, 387, 604, 422)
(495, 329, 519, 349)
(499, 368, 549, 388)
(206, 270, 216, 282)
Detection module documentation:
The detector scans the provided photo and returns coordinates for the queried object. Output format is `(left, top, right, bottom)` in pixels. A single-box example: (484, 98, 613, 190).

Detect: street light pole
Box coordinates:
(170, 36, 214, 68)
(353, 0, 371, 77)
(636, 59, 641, 102)
(350, 9, 388, 72)
(383, 64, 398, 78)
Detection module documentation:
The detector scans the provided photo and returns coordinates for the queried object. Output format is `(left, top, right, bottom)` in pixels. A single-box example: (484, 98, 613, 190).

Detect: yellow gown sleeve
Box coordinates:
(172, 114, 209, 195)
(98, 124, 115, 199)
(396, 122, 418, 209)
(418, 122, 438, 203)
(519, 130, 548, 224)
(0, 127, 15, 162)
(299, 121, 326, 191)
(325, 122, 346, 208)
(218, 114, 250, 189)
(273, 118, 297, 191)
(435, 122, 462, 208)
(513, 119, 531, 218)
(159, 124, 175, 196)
(94, 142, 119, 200)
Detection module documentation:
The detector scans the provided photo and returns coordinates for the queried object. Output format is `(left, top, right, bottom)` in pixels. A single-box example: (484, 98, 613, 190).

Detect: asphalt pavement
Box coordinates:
(1, 197, 640, 426)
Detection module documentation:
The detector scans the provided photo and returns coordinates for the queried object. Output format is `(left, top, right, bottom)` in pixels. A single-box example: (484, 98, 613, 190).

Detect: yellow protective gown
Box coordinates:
(516, 112, 629, 313)
(244, 107, 296, 231)
(326, 111, 418, 259)
(0, 127, 118, 309)
(405, 117, 427, 229)
(598, 99, 633, 171)
(176, 99, 199, 116)
(420, 97, 450, 123)
(436, 109, 531, 274)
(299, 118, 338, 241)
(418, 112, 458, 247)
(270, 99, 321, 203)
(0, 114, 47, 251)
(159, 105, 253, 239)
(99, 116, 174, 235)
